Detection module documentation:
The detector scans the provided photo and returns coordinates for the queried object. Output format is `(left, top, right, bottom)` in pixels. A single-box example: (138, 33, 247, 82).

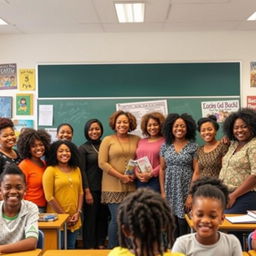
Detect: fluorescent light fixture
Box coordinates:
(115, 3, 145, 23)
(247, 11, 256, 21)
(0, 17, 7, 25)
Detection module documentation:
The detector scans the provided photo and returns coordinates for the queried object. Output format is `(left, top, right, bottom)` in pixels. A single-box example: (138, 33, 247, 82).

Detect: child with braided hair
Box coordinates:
(108, 188, 184, 256)
(172, 177, 242, 256)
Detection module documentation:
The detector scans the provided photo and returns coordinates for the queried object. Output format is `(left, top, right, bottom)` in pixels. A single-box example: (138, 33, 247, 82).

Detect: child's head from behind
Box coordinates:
(0, 164, 26, 209)
(118, 188, 175, 256)
(190, 177, 229, 245)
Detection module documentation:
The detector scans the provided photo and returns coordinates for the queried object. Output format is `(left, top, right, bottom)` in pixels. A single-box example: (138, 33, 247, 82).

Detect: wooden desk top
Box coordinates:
(248, 250, 256, 256)
(185, 214, 256, 231)
(43, 250, 110, 256)
(38, 214, 69, 229)
(2, 249, 42, 256)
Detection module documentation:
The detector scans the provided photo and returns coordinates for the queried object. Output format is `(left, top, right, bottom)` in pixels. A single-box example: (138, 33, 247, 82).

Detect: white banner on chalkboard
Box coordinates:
(116, 100, 168, 137)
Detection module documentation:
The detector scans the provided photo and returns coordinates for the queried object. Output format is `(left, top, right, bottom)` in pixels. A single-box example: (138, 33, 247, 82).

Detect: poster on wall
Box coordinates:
(0, 64, 17, 89)
(0, 96, 12, 118)
(247, 96, 256, 110)
(19, 69, 36, 90)
(201, 100, 239, 122)
(12, 119, 34, 137)
(251, 62, 256, 87)
(16, 94, 33, 115)
(116, 100, 168, 137)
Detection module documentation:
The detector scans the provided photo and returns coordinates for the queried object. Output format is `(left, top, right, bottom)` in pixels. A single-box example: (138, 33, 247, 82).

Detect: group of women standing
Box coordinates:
(1, 106, 256, 249)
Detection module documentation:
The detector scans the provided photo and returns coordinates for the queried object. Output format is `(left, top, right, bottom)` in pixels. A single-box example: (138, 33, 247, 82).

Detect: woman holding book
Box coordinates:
(135, 112, 165, 192)
(98, 110, 140, 248)
(219, 108, 256, 214)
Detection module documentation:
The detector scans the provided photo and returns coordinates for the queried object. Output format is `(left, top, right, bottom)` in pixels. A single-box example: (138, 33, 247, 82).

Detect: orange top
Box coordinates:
(19, 158, 46, 207)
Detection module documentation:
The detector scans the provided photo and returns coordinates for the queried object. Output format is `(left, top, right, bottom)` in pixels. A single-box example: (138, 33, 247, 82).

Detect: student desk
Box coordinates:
(2, 249, 42, 256)
(38, 214, 69, 250)
(185, 214, 256, 232)
(248, 251, 256, 256)
(43, 250, 111, 256)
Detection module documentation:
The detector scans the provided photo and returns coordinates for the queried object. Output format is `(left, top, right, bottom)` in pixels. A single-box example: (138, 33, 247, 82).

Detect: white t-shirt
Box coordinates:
(172, 232, 242, 256)
(0, 200, 39, 244)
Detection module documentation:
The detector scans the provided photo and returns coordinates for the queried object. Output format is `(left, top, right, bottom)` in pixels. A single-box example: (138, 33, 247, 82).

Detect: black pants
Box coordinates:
(83, 191, 109, 249)
(173, 215, 189, 240)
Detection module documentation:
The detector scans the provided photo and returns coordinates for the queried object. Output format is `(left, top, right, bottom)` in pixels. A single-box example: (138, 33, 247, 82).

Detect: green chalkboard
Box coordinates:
(38, 63, 240, 97)
(37, 97, 239, 146)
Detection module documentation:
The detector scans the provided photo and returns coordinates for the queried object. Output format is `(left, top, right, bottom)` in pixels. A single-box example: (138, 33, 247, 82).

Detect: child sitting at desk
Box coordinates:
(0, 164, 39, 254)
(172, 177, 242, 256)
(109, 188, 184, 256)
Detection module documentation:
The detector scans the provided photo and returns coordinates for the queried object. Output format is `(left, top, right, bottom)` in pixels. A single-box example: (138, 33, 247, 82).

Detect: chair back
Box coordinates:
(248, 231, 254, 250)
(37, 229, 44, 249)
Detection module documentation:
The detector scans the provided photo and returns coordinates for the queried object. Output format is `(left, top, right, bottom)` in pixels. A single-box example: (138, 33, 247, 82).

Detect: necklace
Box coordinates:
(116, 135, 131, 166)
(91, 144, 99, 154)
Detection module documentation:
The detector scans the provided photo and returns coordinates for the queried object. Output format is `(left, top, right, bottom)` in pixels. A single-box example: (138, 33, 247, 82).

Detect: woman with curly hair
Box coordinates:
(135, 112, 165, 192)
(98, 110, 140, 248)
(159, 113, 198, 239)
(17, 128, 51, 212)
(43, 140, 83, 249)
(219, 108, 256, 213)
(0, 118, 21, 174)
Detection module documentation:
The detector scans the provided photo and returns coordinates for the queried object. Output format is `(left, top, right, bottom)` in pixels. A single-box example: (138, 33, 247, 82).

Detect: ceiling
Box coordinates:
(0, 0, 256, 34)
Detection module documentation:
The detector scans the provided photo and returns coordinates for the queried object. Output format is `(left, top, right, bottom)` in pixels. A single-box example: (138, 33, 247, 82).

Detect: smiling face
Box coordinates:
(172, 118, 187, 140)
(57, 143, 71, 165)
(147, 118, 160, 138)
(88, 122, 102, 141)
(191, 196, 224, 245)
(1, 174, 25, 211)
(115, 114, 130, 136)
(0, 127, 16, 150)
(57, 125, 73, 141)
(30, 139, 45, 160)
(233, 118, 252, 143)
(200, 122, 217, 143)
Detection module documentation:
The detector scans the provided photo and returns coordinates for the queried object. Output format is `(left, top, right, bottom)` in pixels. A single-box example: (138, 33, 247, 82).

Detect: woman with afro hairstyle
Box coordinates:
(0, 118, 21, 174)
(17, 128, 51, 212)
(109, 188, 184, 256)
(159, 113, 198, 239)
(98, 110, 140, 248)
(219, 108, 256, 213)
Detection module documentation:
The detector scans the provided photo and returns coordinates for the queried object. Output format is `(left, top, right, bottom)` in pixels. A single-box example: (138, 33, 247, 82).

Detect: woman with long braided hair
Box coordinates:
(108, 188, 184, 256)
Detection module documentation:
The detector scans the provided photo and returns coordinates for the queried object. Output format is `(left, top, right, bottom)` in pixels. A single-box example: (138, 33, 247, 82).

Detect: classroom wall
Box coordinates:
(0, 30, 255, 123)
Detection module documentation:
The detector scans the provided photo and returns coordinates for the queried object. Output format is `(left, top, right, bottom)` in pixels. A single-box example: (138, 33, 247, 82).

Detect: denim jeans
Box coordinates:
(107, 203, 120, 249)
(61, 229, 79, 249)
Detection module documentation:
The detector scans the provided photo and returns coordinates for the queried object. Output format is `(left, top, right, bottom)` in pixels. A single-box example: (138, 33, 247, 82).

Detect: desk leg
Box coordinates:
(64, 222, 67, 249)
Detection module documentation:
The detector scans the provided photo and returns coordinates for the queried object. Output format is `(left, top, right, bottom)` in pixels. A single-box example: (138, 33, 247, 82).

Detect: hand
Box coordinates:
(227, 192, 237, 208)
(67, 213, 79, 226)
(185, 194, 192, 212)
(120, 174, 134, 184)
(161, 191, 166, 199)
(138, 172, 152, 183)
(85, 190, 94, 204)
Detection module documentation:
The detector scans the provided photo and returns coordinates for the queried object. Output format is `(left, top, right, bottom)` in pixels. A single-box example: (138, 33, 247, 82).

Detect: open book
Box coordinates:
(124, 156, 153, 175)
(225, 213, 256, 223)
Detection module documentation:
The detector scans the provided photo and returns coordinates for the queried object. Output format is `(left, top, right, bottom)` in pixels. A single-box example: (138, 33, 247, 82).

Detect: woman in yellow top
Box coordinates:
(43, 140, 83, 249)
(99, 110, 140, 248)
(108, 188, 184, 256)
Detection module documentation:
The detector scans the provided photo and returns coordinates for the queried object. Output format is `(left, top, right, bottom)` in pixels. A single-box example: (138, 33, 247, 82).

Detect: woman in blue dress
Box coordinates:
(159, 113, 198, 239)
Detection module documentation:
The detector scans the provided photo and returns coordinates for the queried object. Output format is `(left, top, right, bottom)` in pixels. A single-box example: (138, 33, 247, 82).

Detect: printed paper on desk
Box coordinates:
(225, 214, 256, 223)
(39, 105, 53, 126)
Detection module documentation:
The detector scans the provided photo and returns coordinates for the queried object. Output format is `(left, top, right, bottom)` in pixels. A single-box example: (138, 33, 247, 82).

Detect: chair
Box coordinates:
(248, 231, 254, 251)
(37, 229, 44, 249)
